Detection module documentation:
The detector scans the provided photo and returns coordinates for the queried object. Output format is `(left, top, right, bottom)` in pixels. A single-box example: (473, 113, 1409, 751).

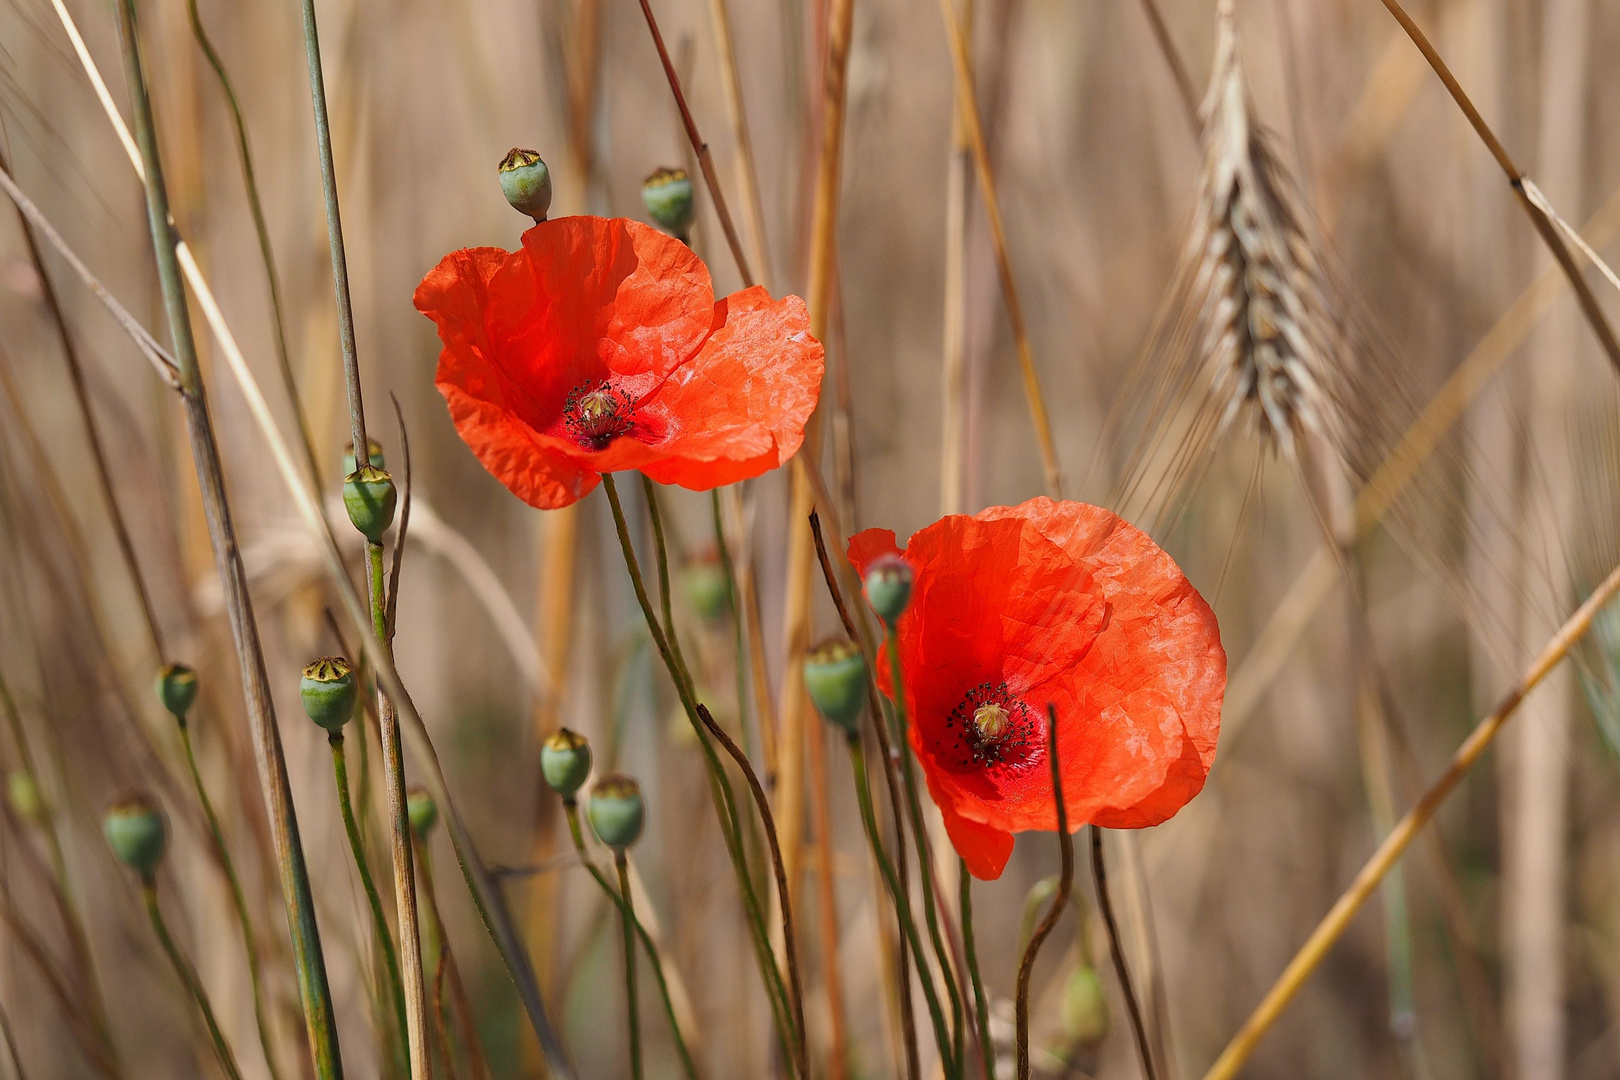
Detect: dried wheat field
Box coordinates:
(1, 0, 1618, 1077)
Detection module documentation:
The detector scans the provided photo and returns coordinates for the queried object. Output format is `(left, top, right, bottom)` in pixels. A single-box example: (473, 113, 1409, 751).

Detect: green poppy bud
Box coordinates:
(154, 663, 199, 722)
(682, 555, 729, 623)
(587, 774, 645, 852)
(863, 554, 914, 625)
(104, 794, 166, 875)
(342, 437, 386, 476)
(642, 167, 695, 237)
(300, 656, 357, 732)
(1060, 965, 1109, 1047)
(804, 639, 867, 736)
(407, 787, 439, 837)
(7, 770, 45, 824)
(343, 466, 398, 544)
(500, 149, 553, 221)
(541, 728, 593, 798)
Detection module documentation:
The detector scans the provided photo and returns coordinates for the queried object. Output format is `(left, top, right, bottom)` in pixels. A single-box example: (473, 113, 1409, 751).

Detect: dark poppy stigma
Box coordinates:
(563, 381, 635, 449)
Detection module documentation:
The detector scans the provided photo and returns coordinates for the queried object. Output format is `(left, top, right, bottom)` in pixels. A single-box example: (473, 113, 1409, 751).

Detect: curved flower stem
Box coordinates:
(847, 735, 956, 1072)
(562, 801, 701, 1080)
(183, 0, 319, 489)
(1014, 707, 1071, 1080)
(641, 475, 694, 701)
(710, 491, 754, 756)
(883, 628, 965, 1072)
(1091, 829, 1157, 1080)
(959, 857, 994, 1080)
(329, 732, 410, 1067)
(141, 876, 245, 1080)
(695, 705, 809, 1080)
(177, 721, 284, 1080)
(601, 474, 797, 1069)
(614, 853, 644, 1080)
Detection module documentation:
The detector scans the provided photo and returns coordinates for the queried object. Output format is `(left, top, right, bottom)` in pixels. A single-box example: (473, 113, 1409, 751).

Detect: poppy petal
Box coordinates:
(939, 801, 1016, 880)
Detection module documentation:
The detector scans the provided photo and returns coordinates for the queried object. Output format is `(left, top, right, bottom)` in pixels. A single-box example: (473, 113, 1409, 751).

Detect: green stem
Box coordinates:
(330, 733, 410, 1067)
(601, 474, 797, 1067)
(178, 722, 284, 1080)
(848, 737, 956, 1072)
(640, 474, 693, 701)
(885, 628, 964, 1075)
(563, 802, 700, 1080)
(183, 0, 320, 489)
(615, 853, 644, 1080)
(710, 490, 754, 758)
(142, 877, 245, 1080)
(412, 837, 491, 1080)
(960, 857, 994, 1080)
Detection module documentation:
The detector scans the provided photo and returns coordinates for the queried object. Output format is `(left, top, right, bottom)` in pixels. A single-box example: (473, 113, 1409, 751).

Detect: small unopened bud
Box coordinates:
(500, 149, 553, 221)
(541, 728, 593, 798)
(104, 794, 166, 875)
(863, 554, 914, 625)
(1060, 965, 1109, 1047)
(407, 787, 439, 837)
(301, 657, 357, 732)
(342, 437, 386, 476)
(7, 770, 45, 823)
(682, 554, 729, 623)
(344, 466, 398, 544)
(588, 774, 645, 852)
(154, 663, 199, 722)
(642, 168, 695, 237)
(804, 639, 867, 736)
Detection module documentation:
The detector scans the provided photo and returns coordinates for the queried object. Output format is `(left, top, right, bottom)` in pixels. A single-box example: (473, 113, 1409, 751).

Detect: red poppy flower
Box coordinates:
(849, 497, 1224, 879)
(414, 216, 824, 509)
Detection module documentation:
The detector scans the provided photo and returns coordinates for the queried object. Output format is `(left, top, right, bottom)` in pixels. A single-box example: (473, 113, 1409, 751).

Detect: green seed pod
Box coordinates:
(681, 556, 730, 623)
(342, 437, 386, 476)
(804, 639, 867, 736)
(541, 728, 593, 798)
(300, 656, 357, 732)
(1060, 965, 1109, 1047)
(6, 770, 45, 824)
(863, 554, 914, 625)
(500, 149, 553, 221)
(641, 167, 695, 236)
(407, 787, 439, 838)
(343, 466, 398, 544)
(103, 794, 166, 875)
(587, 774, 645, 852)
(154, 662, 199, 721)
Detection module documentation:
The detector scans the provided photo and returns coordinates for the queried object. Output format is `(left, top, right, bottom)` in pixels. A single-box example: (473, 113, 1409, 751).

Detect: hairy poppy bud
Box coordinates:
(301, 657, 357, 732)
(154, 663, 198, 722)
(342, 437, 386, 476)
(1060, 965, 1109, 1047)
(587, 774, 644, 852)
(343, 466, 397, 544)
(407, 787, 439, 837)
(7, 770, 44, 823)
(641, 168, 695, 237)
(500, 149, 553, 221)
(104, 794, 166, 875)
(541, 728, 593, 798)
(863, 554, 913, 625)
(682, 555, 729, 623)
(804, 639, 867, 735)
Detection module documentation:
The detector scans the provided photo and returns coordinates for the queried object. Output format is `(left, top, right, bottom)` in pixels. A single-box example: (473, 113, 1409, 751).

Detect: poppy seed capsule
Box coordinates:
(407, 787, 439, 837)
(7, 770, 44, 824)
(500, 149, 552, 221)
(863, 554, 914, 625)
(154, 663, 199, 721)
(541, 728, 593, 798)
(103, 795, 166, 875)
(682, 557, 729, 623)
(342, 437, 386, 476)
(804, 639, 867, 735)
(300, 657, 357, 732)
(587, 774, 644, 852)
(343, 466, 397, 543)
(641, 168, 695, 236)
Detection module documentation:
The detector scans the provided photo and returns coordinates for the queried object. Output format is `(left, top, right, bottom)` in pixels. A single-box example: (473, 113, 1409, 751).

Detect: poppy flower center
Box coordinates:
(941, 682, 1040, 772)
(564, 381, 635, 449)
